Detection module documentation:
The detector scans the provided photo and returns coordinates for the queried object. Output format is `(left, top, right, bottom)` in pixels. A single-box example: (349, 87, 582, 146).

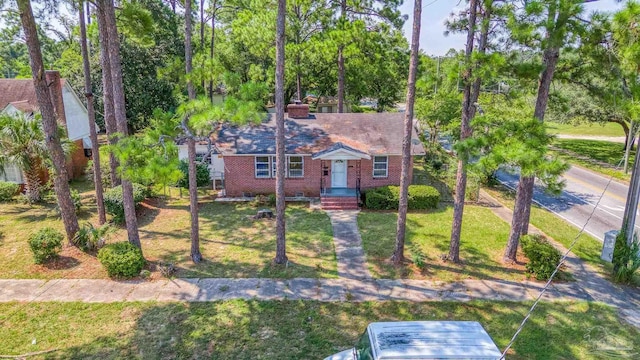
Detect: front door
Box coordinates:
(331, 160, 347, 188)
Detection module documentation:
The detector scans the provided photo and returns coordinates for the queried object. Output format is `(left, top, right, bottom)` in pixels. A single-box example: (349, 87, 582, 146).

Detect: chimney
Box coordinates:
(45, 70, 67, 128)
(287, 100, 309, 119)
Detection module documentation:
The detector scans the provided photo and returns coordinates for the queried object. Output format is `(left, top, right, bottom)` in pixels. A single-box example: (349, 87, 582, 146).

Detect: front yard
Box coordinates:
(1, 300, 637, 359)
(0, 183, 336, 279)
(358, 205, 529, 281)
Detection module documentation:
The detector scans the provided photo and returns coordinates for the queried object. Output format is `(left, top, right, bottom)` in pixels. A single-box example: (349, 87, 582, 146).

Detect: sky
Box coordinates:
(398, 0, 627, 56)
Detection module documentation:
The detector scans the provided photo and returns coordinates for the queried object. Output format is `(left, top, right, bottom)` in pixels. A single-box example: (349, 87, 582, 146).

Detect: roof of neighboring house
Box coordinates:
(0, 78, 67, 113)
(215, 112, 426, 156)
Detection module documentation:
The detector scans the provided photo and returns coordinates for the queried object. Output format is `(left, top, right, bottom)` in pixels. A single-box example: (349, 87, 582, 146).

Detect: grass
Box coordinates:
(358, 206, 529, 281)
(551, 139, 632, 182)
(0, 182, 336, 279)
(483, 187, 612, 277)
(546, 122, 625, 137)
(0, 300, 637, 359)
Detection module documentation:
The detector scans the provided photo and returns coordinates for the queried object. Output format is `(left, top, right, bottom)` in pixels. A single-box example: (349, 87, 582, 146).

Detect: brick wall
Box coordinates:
(67, 139, 88, 179)
(224, 155, 412, 197)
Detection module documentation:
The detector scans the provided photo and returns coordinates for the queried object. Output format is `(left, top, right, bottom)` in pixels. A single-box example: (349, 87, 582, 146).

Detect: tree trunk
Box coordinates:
(274, 0, 288, 265)
(449, 0, 481, 263)
(391, 0, 422, 265)
(17, 0, 79, 243)
(101, 0, 141, 249)
(200, 0, 205, 92)
(79, 0, 106, 225)
(209, 2, 216, 103)
(95, 2, 119, 187)
(23, 167, 41, 203)
(185, 0, 202, 263)
(337, 0, 346, 113)
(505, 46, 560, 262)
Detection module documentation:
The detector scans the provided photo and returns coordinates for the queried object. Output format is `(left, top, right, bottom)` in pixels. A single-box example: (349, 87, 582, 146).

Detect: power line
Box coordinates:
(500, 157, 625, 358)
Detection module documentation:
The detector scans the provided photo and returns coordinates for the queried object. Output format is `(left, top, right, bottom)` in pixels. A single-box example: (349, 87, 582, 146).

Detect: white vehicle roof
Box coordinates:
(368, 321, 502, 359)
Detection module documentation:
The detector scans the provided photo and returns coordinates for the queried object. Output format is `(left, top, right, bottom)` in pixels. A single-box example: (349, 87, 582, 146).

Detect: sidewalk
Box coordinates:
(0, 277, 590, 303)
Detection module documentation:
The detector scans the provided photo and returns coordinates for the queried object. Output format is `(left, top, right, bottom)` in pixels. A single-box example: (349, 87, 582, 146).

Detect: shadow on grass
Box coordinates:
(26, 301, 639, 359)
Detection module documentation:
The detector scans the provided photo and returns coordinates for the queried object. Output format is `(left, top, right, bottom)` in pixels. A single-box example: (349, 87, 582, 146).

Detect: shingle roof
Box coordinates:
(215, 112, 426, 156)
(0, 78, 67, 113)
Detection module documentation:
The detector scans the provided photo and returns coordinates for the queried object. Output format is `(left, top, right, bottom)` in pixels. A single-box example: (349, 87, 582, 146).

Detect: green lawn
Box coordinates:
(483, 187, 613, 278)
(547, 122, 625, 137)
(0, 183, 336, 279)
(552, 139, 631, 182)
(358, 206, 529, 281)
(0, 300, 637, 359)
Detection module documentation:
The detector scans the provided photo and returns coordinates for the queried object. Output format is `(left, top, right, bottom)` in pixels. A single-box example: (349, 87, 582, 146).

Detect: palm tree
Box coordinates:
(391, 0, 422, 265)
(274, 0, 288, 265)
(0, 114, 48, 202)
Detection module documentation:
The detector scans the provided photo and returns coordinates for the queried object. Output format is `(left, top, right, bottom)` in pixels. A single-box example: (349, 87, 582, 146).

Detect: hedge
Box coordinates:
(177, 160, 211, 188)
(364, 185, 440, 210)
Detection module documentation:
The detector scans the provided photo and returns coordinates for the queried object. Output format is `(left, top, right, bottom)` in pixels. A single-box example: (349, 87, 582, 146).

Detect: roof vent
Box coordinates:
(287, 101, 309, 119)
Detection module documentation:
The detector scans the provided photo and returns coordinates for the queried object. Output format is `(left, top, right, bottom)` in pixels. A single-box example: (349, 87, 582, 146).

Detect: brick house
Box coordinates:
(180, 103, 425, 210)
(0, 71, 91, 184)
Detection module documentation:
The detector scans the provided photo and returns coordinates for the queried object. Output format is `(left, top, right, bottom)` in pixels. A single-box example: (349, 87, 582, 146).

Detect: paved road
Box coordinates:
(496, 165, 638, 241)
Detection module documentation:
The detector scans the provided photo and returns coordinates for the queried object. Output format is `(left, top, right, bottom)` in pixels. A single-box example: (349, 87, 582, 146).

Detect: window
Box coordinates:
(373, 156, 388, 178)
(288, 156, 304, 178)
(255, 156, 271, 178)
(255, 155, 305, 178)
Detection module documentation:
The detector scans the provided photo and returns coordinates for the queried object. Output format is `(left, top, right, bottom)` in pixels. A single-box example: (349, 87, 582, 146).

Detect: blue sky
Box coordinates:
(398, 0, 626, 56)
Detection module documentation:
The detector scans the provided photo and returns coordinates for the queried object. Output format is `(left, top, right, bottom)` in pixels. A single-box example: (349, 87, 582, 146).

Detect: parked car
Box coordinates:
(324, 321, 502, 360)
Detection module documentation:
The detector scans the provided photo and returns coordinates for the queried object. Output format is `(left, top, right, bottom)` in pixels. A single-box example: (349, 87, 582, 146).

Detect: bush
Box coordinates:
(0, 181, 19, 202)
(252, 193, 277, 207)
(521, 234, 562, 280)
(98, 242, 146, 278)
(85, 157, 112, 188)
(177, 159, 211, 188)
(364, 185, 440, 210)
(103, 183, 148, 223)
(612, 230, 640, 284)
(74, 222, 112, 252)
(28, 227, 64, 264)
(70, 189, 82, 211)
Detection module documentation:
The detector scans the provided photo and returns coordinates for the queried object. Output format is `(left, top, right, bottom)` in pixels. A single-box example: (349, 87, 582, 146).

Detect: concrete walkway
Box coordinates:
(326, 210, 372, 280)
(0, 278, 591, 303)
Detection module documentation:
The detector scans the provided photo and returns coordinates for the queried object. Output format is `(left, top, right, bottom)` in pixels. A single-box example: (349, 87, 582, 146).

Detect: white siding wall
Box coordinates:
(177, 144, 224, 180)
(62, 83, 91, 148)
(0, 163, 24, 184)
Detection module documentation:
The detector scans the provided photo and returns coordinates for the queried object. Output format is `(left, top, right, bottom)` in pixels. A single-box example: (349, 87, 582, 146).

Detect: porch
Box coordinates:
(313, 143, 370, 210)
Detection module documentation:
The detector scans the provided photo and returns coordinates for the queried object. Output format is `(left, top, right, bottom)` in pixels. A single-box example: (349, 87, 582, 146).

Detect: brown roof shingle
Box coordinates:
(0, 78, 67, 113)
(216, 112, 426, 156)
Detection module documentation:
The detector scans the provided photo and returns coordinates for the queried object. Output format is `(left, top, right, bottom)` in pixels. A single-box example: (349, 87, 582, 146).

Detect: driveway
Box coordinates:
(496, 165, 638, 241)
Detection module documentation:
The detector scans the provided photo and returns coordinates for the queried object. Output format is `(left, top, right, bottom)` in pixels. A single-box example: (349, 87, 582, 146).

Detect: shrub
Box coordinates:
(98, 242, 146, 278)
(177, 159, 211, 188)
(364, 185, 440, 210)
(85, 157, 112, 188)
(252, 193, 277, 207)
(103, 183, 148, 223)
(612, 230, 640, 284)
(74, 222, 112, 252)
(0, 181, 19, 202)
(70, 189, 82, 211)
(521, 234, 562, 280)
(28, 227, 64, 264)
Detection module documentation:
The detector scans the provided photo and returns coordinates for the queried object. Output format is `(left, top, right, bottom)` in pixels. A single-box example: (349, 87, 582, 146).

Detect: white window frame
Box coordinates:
(255, 156, 271, 178)
(373, 156, 388, 178)
(287, 155, 304, 178)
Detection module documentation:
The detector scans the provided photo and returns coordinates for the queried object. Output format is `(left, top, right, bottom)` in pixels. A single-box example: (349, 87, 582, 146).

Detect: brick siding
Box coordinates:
(224, 155, 412, 197)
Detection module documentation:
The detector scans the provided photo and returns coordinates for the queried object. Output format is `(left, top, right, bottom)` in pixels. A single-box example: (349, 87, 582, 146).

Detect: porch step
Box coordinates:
(321, 196, 359, 210)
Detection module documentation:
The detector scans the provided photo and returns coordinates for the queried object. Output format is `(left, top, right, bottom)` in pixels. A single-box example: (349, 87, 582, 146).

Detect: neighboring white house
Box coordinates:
(177, 144, 225, 183)
(0, 71, 92, 183)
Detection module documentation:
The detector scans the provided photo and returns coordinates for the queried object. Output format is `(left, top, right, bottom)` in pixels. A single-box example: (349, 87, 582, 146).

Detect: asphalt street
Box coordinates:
(496, 165, 638, 242)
